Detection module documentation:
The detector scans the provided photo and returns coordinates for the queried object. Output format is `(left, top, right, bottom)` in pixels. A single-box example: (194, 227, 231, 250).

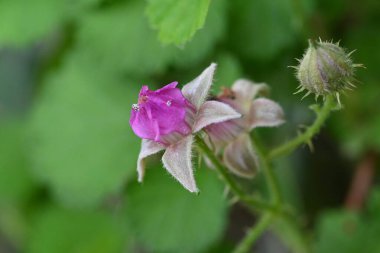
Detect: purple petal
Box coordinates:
(130, 108, 160, 141)
(137, 139, 165, 182)
(182, 63, 216, 109)
(193, 101, 241, 133)
(162, 135, 198, 192)
(223, 134, 258, 178)
(156, 81, 178, 92)
(250, 98, 285, 129)
(130, 83, 193, 143)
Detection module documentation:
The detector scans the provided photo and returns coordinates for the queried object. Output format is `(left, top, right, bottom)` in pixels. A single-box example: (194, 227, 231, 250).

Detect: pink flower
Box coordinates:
(130, 82, 195, 145)
(130, 64, 241, 192)
(205, 79, 285, 178)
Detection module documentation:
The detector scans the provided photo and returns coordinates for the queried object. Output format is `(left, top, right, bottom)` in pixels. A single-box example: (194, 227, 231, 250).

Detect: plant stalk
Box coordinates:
(268, 95, 336, 160)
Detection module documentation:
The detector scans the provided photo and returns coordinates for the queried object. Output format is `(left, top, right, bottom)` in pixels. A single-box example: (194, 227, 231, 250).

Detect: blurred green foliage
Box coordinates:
(314, 188, 380, 253)
(0, 121, 36, 205)
(29, 53, 141, 207)
(125, 167, 227, 253)
(28, 206, 128, 253)
(0, 0, 379, 252)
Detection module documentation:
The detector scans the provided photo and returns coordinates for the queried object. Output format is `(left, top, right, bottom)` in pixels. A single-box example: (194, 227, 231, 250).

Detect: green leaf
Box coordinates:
(27, 206, 127, 253)
(125, 167, 228, 253)
(0, 121, 37, 247)
(76, 1, 175, 76)
(314, 194, 380, 253)
(0, 120, 36, 204)
(76, 0, 225, 76)
(171, 0, 227, 67)
(0, 0, 104, 47)
(29, 54, 141, 207)
(314, 211, 360, 253)
(0, 0, 66, 46)
(146, 0, 211, 45)
(368, 187, 380, 216)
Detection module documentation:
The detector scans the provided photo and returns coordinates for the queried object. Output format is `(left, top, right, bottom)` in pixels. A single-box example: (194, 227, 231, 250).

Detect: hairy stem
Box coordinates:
(195, 135, 278, 213)
(232, 213, 274, 253)
(268, 95, 336, 160)
(252, 135, 282, 205)
(273, 212, 313, 253)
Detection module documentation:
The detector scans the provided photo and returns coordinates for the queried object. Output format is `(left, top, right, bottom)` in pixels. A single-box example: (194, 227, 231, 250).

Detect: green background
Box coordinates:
(0, 0, 379, 252)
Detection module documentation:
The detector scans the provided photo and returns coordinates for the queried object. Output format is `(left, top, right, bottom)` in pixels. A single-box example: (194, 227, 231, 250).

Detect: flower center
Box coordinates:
(220, 87, 236, 99)
(138, 95, 149, 104)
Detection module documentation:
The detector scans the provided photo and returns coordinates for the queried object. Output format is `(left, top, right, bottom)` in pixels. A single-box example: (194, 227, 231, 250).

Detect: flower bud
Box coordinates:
(295, 39, 363, 102)
(130, 82, 196, 146)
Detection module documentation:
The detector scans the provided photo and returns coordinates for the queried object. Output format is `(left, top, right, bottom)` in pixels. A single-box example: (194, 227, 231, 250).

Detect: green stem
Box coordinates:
(273, 212, 313, 253)
(195, 135, 278, 213)
(232, 213, 274, 253)
(252, 135, 282, 205)
(268, 95, 335, 160)
(196, 136, 312, 253)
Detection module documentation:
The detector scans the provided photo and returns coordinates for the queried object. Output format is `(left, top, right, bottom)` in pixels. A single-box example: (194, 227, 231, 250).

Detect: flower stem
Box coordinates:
(195, 135, 278, 213)
(196, 135, 311, 253)
(251, 135, 282, 205)
(268, 95, 336, 160)
(232, 213, 274, 253)
(273, 212, 313, 253)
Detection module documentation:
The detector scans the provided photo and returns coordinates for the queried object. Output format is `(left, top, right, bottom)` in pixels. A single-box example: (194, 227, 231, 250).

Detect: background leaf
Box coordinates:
(27, 206, 128, 253)
(28, 54, 141, 207)
(0, 120, 36, 204)
(314, 188, 380, 253)
(125, 166, 228, 253)
(76, 1, 174, 76)
(76, 0, 226, 76)
(146, 0, 211, 45)
(0, 0, 66, 47)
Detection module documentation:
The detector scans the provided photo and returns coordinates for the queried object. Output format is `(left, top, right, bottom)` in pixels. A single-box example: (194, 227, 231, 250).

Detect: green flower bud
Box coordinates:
(294, 39, 363, 103)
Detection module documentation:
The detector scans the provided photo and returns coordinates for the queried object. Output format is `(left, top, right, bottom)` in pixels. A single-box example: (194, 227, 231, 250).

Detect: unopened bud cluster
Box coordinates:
(294, 39, 363, 102)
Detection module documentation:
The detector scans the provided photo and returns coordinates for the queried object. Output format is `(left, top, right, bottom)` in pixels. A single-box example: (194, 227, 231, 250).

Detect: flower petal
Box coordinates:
(182, 63, 216, 109)
(232, 79, 269, 103)
(162, 135, 198, 192)
(131, 82, 192, 142)
(155, 81, 178, 92)
(137, 139, 165, 182)
(193, 101, 241, 133)
(250, 98, 285, 129)
(223, 134, 259, 178)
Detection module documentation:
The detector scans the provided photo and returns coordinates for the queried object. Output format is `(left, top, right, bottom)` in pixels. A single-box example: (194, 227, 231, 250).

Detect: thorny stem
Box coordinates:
(195, 135, 278, 213)
(237, 96, 336, 253)
(196, 135, 311, 253)
(232, 213, 274, 253)
(196, 96, 335, 253)
(252, 135, 282, 205)
(233, 135, 283, 253)
(268, 95, 336, 160)
(273, 212, 313, 253)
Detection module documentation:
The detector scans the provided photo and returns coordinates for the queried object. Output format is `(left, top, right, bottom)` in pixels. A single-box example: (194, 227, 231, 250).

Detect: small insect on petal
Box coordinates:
(132, 104, 140, 111)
